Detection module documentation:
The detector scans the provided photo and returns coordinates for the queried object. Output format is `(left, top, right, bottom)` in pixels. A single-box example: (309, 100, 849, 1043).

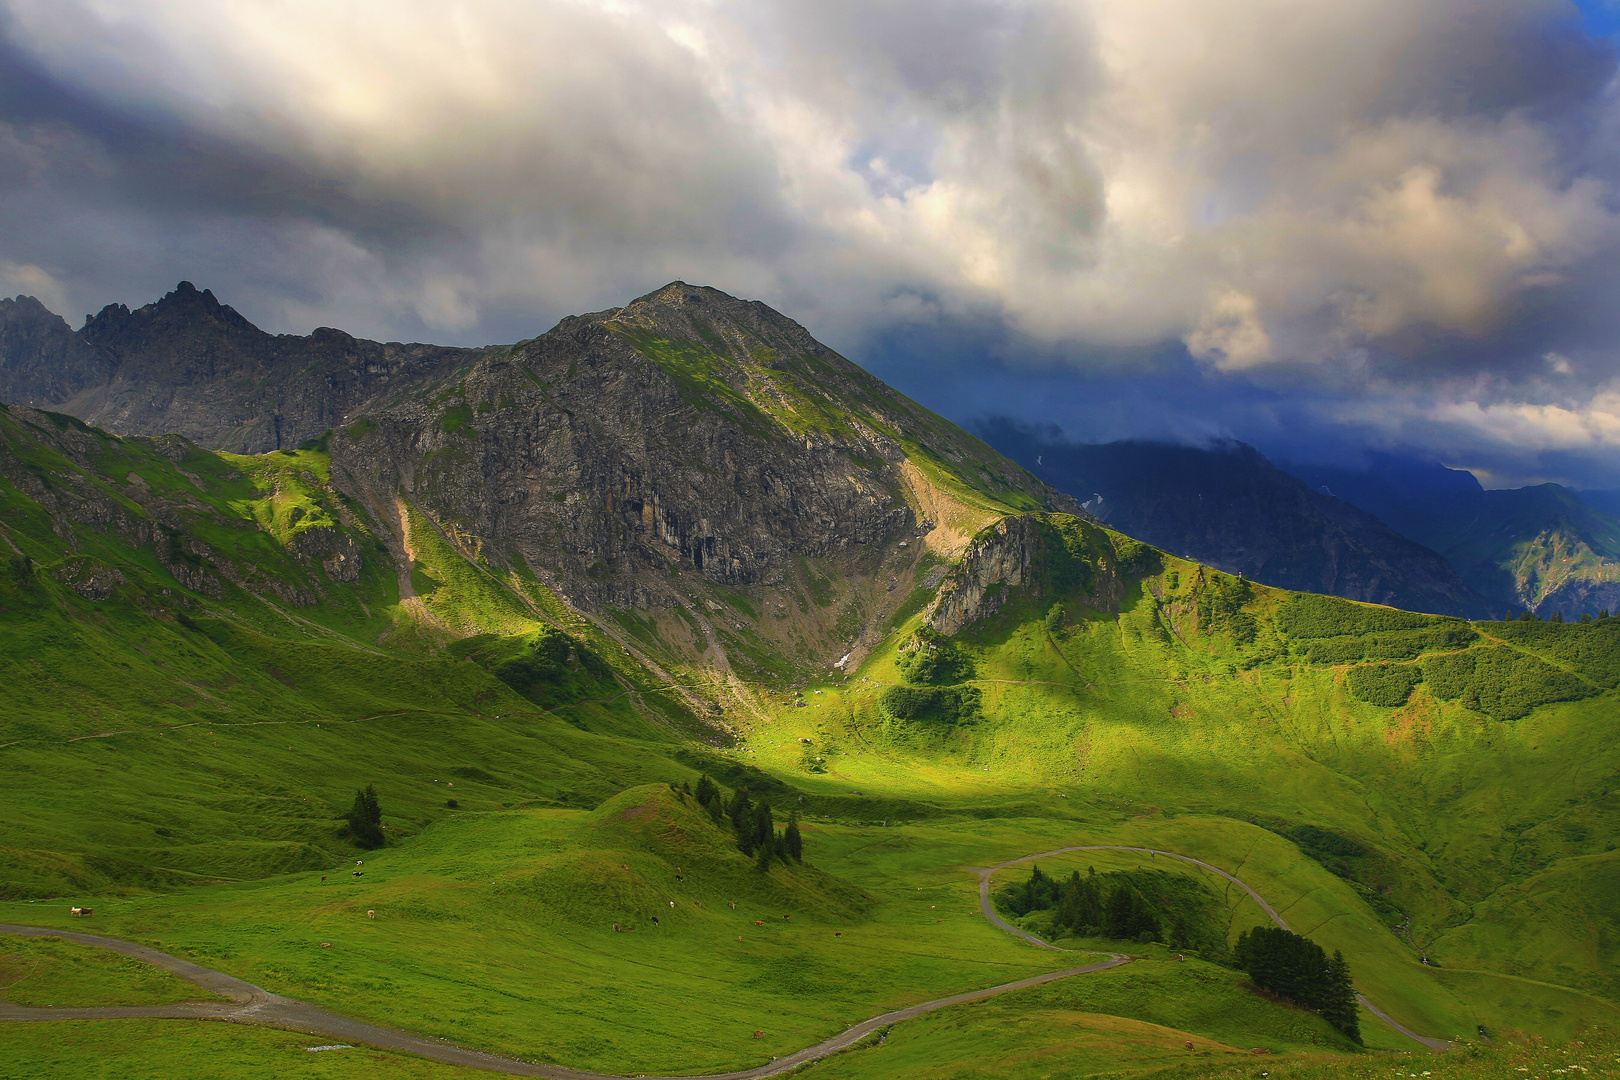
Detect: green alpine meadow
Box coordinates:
(2, 283, 1617, 1079)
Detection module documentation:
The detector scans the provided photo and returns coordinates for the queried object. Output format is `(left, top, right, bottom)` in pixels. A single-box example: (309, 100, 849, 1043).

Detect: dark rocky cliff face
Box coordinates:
(980, 423, 1497, 619)
(330, 283, 1077, 613)
(0, 295, 113, 407)
(0, 282, 481, 453)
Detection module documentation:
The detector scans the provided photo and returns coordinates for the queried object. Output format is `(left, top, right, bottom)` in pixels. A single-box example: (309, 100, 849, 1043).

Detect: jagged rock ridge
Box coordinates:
(0, 282, 481, 453)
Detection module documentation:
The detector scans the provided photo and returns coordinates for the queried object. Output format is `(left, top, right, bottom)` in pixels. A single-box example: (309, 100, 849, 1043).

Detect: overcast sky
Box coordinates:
(3, 0, 1620, 487)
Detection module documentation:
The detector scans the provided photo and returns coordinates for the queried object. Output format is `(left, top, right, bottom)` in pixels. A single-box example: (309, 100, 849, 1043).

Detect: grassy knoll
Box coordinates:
(0, 932, 222, 1007)
(0, 788, 1099, 1075)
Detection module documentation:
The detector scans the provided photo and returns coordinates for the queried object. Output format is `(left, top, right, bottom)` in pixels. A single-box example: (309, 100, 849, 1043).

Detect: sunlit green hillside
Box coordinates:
(3, 401, 1618, 1078)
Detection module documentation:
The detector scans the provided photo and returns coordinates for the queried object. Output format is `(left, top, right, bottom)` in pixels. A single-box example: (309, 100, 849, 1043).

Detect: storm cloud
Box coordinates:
(2, 0, 1619, 483)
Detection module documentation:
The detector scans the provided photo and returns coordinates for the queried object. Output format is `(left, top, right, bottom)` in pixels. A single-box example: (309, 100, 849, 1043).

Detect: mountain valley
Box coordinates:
(1, 283, 1617, 1079)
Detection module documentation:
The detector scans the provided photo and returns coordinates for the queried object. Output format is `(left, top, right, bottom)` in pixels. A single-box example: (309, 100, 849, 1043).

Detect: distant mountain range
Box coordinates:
(1292, 455, 1620, 620)
(982, 424, 1620, 620)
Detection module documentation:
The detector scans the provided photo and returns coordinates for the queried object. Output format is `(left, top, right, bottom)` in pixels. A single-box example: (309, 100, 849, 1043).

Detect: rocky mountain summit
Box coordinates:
(0, 281, 1081, 680)
(0, 282, 481, 452)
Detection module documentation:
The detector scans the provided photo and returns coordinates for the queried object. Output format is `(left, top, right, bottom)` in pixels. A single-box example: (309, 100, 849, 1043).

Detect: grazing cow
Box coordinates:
(651, 917, 660, 926)
(353, 871, 363, 877)
(70, 907, 91, 917)
(367, 910, 376, 920)
(320, 943, 331, 948)
(355, 860, 363, 866)
(755, 920, 764, 925)
(1183, 1042, 1194, 1050)
(727, 901, 736, 909)
(693, 901, 701, 907)
(669, 901, 675, 908)
(321, 875, 327, 882)
(737, 936, 743, 943)
(752, 1031, 764, 1039)
(621, 864, 628, 870)
(834, 932, 842, 937)
(613, 924, 622, 932)
(782, 915, 790, 921)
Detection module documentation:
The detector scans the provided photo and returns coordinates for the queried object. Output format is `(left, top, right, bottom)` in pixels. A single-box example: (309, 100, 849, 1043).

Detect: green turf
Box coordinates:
(0, 932, 222, 1007)
(0, 1022, 493, 1080)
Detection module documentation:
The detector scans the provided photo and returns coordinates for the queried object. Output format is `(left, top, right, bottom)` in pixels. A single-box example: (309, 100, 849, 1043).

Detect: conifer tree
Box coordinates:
(348, 784, 384, 849)
(1319, 950, 1362, 1044)
(784, 811, 803, 863)
(694, 774, 720, 809)
(751, 802, 774, 853)
(729, 788, 754, 854)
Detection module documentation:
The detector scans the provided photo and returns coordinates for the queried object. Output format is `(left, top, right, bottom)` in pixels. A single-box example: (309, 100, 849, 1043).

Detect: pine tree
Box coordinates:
(729, 788, 754, 855)
(751, 802, 774, 853)
(1103, 883, 1135, 939)
(694, 774, 720, 809)
(348, 785, 384, 849)
(784, 811, 803, 863)
(1319, 950, 1362, 1044)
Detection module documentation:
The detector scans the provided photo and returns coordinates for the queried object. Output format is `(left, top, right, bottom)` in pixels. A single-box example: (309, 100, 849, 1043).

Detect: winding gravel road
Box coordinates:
(0, 839, 1446, 1074)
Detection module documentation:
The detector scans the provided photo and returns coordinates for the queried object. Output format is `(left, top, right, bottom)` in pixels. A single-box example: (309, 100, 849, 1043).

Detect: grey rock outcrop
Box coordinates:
(330, 283, 1076, 611)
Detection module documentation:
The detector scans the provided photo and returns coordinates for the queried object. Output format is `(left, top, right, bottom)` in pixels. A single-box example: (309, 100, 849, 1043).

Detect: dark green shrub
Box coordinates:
(1346, 663, 1421, 707)
(1421, 645, 1595, 720)
(879, 685, 981, 726)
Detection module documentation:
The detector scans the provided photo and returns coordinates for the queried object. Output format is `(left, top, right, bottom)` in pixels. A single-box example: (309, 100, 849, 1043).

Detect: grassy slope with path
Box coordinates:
(2, 404, 1619, 1076)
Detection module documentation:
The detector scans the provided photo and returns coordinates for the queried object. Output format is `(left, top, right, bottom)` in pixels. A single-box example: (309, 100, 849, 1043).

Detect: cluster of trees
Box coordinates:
(347, 785, 384, 849)
(692, 775, 803, 870)
(1274, 595, 1439, 639)
(1234, 926, 1361, 1044)
(1493, 618, 1620, 688)
(1192, 573, 1258, 644)
(1512, 610, 1615, 623)
(878, 684, 981, 727)
(998, 865, 1163, 944)
(895, 630, 974, 684)
(1299, 625, 1476, 665)
(1421, 645, 1594, 720)
(489, 627, 614, 705)
(1345, 663, 1422, 707)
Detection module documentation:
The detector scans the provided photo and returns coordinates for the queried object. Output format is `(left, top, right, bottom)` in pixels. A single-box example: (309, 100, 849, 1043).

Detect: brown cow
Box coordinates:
(613, 923, 622, 932)
(727, 901, 736, 909)
(69, 907, 92, 917)
(367, 910, 376, 919)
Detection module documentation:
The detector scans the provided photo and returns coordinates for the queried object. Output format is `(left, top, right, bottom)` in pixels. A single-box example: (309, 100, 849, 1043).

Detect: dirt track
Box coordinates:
(0, 838, 1447, 1074)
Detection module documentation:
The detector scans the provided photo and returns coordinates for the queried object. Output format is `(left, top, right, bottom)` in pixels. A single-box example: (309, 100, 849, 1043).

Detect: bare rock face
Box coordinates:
(924, 512, 1140, 635)
(925, 515, 1044, 635)
(0, 283, 481, 453)
(330, 283, 1075, 611)
(0, 295, 113, 408)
